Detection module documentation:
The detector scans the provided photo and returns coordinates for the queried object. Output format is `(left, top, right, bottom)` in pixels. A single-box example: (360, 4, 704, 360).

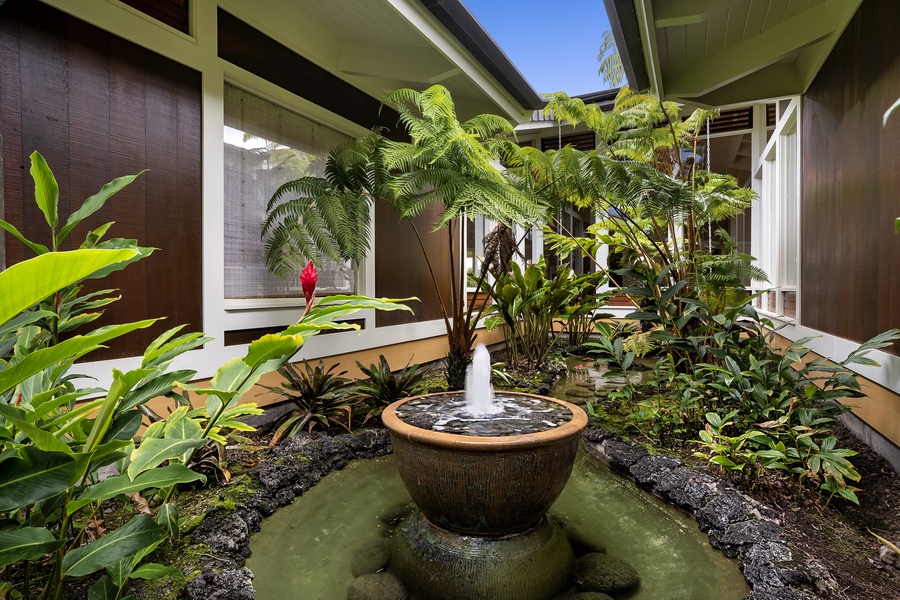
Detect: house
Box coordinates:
(0, 0, 545, 403)
(603, 0, 900, 467)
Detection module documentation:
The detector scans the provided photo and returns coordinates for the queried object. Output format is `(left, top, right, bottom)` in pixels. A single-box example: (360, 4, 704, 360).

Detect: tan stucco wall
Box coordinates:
(769, 333, 900, 448)
(143, 327, 507, 417)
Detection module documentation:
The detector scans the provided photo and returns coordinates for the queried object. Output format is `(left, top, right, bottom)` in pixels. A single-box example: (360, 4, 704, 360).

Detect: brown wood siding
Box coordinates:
(801, 0, 900, 353)
(0, 0, 203, 359)
(119, 0, 189, 33)
(374, 202, 453, 327)
(217, 8, 406, 142)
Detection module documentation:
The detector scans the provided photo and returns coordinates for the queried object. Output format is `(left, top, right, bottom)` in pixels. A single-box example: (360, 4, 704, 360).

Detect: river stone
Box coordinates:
(351, 539, 391, 576)
(347, 573, 407, 600)
(573, 553, 639, 594)
(566, 388, 594, 399)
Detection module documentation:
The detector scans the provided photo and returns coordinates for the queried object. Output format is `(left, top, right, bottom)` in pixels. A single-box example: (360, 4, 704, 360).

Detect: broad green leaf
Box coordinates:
(84, 366, 158, 452)
(57, 172, 146, 247)
(0, 447, 80, 512)
(89, 574, 117, 600)
(0, 404, 71, 454)
(30, 151, 59, 231)
(163, 407, 203, 440)
(0, 249, 140, 328)
(68, 465, 205, 515)
(130, 563, 183, 580)
(119, 370, 197, 412)
(127, 438, 205, 480)
(0, 220, 49, 255)
(101, 411, 143, 444)
(62, 515, 164, 577)
(0, 526, 65, 568)
(156, 503, 180, 540)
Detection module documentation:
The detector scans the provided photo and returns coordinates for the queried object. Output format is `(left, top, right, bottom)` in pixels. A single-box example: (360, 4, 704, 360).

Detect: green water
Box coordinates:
(246, 452, 750, 600)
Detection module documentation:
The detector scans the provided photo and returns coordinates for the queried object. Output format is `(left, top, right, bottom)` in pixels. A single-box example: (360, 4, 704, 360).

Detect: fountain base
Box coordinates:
(391, 511, 574, 600)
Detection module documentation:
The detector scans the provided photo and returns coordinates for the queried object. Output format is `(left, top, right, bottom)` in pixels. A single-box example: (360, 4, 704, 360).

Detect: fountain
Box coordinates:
(381, 344, 588, 600)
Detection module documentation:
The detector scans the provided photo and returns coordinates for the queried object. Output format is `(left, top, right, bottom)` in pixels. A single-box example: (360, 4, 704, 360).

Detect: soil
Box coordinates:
(762, 420, 900, 599)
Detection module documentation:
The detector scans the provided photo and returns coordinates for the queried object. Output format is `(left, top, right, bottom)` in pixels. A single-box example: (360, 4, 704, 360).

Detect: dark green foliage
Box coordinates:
(264, 361, 354, 445)
(627, 294, 900, 505)
(352, 355, 432, 421)
(482, 260, 608, 369)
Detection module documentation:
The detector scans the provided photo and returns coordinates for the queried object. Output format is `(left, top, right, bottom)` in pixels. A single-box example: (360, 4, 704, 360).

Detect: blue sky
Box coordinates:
(461, 0, 612, 96)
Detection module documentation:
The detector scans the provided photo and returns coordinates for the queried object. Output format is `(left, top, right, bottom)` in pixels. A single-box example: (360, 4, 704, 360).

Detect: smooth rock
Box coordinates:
(346, 573, 407, 600)
(573, 553, 639, 594)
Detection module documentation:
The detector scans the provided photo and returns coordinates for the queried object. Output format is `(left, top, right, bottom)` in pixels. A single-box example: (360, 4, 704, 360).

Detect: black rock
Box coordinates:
(185, 567, 255, 600)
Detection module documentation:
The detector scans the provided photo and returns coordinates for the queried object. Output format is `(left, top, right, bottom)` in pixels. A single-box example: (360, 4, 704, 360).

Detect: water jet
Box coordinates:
(381, 345, 588, 599)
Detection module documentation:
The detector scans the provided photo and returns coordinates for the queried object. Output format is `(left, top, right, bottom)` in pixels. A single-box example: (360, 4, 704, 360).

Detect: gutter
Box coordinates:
(418, 0, 545, 111)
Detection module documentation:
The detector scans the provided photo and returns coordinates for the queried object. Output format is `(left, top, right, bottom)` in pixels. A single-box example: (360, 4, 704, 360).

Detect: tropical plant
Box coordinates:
(596, 29, 624, 87)
(0, 155, 414, 599)
(263, 361, 353, 444)
(631, 294, 900, 504)
(352, 355, 432, 421)
(261, 85, 547, 389)
(523, 88, 762, 336)
(482, 260, 593, 368)
(556, 273, 614, 348)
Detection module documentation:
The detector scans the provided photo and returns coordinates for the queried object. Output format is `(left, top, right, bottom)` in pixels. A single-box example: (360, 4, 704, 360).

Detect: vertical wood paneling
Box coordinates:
(375, 202, 452, 327)
(801, 0, 900, 352)
(0, 0, 202, 359)
(0, 13, 24, 266)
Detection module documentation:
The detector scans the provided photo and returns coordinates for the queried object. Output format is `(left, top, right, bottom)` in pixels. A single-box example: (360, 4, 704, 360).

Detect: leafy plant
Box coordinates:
(262, 85, 547, 389)
(0, 154, 210, 599)
(482, 260, 596, 368)
(264, 361, 353, 444)
(352, 355, 432, 421)
(0, 153, 415, 599)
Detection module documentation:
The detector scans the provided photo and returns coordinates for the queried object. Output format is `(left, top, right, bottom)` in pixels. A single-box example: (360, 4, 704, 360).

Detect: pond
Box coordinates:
(246, 450, 749, 599)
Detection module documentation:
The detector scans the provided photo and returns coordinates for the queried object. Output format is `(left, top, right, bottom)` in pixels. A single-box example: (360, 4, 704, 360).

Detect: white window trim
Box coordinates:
(752, 97, 801, 322)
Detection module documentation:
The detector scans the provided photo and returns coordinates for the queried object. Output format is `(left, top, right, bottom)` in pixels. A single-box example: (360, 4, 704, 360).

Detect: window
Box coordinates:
(223, 84, 353, 302)
(752, 99, 800, 318)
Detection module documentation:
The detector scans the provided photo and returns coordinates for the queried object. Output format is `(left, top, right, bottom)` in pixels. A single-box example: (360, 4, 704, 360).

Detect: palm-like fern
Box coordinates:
(261, 85, 548, 389)
(261, 133, 383, 278)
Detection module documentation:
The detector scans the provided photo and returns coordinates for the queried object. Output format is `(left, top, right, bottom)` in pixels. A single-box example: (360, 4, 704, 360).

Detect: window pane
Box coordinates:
(224, 84, 353, 299)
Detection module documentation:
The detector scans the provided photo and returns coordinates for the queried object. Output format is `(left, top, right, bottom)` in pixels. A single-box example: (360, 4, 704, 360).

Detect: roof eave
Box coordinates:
(418, 0, 545, 111)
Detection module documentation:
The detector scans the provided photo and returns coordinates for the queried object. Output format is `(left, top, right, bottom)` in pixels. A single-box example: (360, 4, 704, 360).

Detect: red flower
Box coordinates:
(300, 260, 317, 304)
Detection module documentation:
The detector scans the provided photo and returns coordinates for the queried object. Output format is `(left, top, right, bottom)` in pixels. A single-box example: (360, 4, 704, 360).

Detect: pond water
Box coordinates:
(246, 451, 750, 599)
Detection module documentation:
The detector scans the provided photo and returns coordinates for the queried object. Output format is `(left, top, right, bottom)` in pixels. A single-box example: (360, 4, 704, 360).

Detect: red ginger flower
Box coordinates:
(300, 260, 317, 304)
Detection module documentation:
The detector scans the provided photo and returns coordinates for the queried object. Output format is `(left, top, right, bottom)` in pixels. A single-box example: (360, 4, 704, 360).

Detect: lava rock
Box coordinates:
(599, 440, 646, 468)
(629, 454, 682, 486)
(708, 519, 783, 558)
(346, 572, 407, 600)
(695, 491, 754, 532)
(573, 553, 639, 594)
(351, 539, 391, 576)
(184, 567, 255, 600)
(192, 512, 251, 560)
